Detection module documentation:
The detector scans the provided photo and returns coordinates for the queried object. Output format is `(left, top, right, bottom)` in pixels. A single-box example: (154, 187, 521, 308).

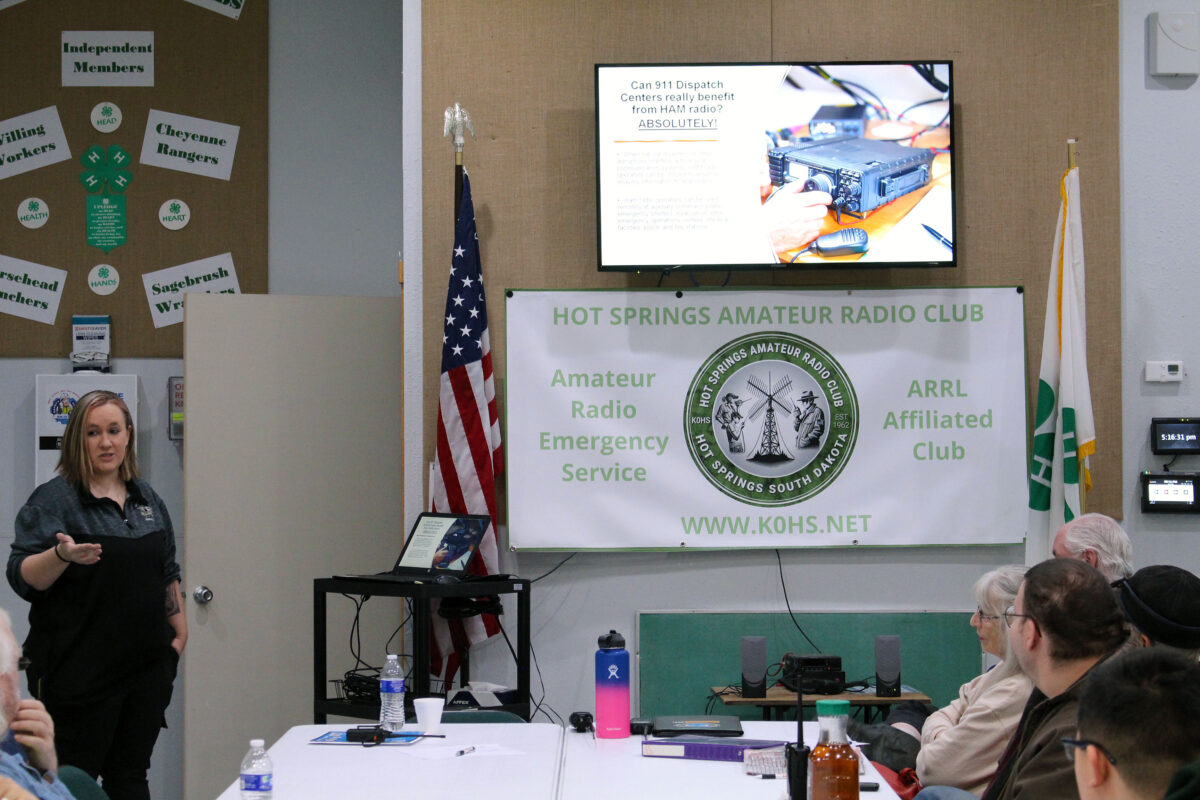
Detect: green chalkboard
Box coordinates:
(636, 611, 980, 719)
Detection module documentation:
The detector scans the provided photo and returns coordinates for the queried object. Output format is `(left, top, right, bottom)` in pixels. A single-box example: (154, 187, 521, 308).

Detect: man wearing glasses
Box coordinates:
(1070, 648, 1200, 800)
(980, 558, 1128, 800)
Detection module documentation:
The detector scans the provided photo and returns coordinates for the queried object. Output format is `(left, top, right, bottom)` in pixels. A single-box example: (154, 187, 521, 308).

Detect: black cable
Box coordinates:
(833, 79, 889, 119)
(897, 96, 947, 122)
(706, 684, 740, 714)
(497, 620, 563, 726)
(911, 63, 950, 95)
(800, 65, 864, 107)
(384, 598, 413, 656)
(529, 634, 564, 726)
(774, 550, 821, 652)
(530, 552, 577, 582)
(341, 593, 373, 671)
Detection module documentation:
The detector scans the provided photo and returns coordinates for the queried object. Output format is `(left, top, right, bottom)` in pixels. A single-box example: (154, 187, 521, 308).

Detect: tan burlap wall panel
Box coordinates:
(423, 1, 1121, 519)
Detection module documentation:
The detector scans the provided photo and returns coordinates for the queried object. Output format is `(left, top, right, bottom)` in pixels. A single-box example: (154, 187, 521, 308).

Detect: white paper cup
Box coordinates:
(414, 697, 445, 734)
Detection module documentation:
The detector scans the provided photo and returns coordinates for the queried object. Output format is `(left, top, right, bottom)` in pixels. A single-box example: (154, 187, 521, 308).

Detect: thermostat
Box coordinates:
(1141, 471, 1200, 513)
(1150, 417, 1200, 455)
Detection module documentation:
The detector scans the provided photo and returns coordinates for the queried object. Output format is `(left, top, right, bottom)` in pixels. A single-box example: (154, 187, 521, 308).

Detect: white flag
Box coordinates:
(1028, 166, 1095, 559)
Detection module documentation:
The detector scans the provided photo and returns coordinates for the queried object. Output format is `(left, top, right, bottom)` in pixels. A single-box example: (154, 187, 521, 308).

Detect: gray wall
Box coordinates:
(1119, 0, 1200, 568)
(2, 1, 1198, 796)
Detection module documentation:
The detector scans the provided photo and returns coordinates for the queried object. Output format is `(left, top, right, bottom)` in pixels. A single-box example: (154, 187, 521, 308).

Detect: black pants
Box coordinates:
(48, 653, 178, 800)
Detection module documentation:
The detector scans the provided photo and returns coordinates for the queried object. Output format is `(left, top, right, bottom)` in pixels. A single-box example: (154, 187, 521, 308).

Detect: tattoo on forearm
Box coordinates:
(165, 585, 181, 616)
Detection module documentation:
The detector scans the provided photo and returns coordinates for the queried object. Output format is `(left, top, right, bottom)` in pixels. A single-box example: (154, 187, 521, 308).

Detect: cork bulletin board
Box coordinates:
(422, 0, 1124, 517)
(0, 0, 268, 358)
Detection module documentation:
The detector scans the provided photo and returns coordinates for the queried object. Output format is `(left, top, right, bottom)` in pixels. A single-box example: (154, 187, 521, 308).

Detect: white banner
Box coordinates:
(142, 252, 240, 328)
(0, 107, 71, 181)
(140, 109, 240, 181)
(0, 253, 66, 325)
(183, 0, 246, 20)
(61, 31, 154, 87)
(505, 288, 1027, 550)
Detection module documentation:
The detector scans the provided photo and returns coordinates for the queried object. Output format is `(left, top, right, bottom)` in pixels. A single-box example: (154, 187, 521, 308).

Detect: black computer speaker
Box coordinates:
(741, 635, 767, 698)
(875, 634, 901, 697)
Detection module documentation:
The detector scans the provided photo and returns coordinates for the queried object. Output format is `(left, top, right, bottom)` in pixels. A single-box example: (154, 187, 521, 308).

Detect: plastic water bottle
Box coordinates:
(594, 629, 630, 738)
(379, 653, 406, 732)
(239, 738, 273, 800)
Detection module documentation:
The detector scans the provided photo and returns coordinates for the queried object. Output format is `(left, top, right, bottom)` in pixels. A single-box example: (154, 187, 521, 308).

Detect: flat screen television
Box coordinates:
(595, 62, 955, 272)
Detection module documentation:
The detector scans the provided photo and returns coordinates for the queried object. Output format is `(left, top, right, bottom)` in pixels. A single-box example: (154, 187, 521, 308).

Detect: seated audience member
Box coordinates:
(1052, 513, 1133, 582)
(914, 566, 1033, 794)
(1071, 648, 1200, 800)
(856, 566, 1033, 795)
(915, 558, 1127, 800)
(0, 608, 76, 800)
(1115, 565, 1200, 657)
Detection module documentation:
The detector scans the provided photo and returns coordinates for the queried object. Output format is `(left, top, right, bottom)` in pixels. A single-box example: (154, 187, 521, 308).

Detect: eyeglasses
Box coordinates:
(1062, 737, 1118, 765)
(974, 608, 1001, 622)
(1003, 605, 1033, 626)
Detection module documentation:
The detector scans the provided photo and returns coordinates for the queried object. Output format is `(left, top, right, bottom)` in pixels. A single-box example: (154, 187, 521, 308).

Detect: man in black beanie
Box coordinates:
(1115, 565, 1200, 657)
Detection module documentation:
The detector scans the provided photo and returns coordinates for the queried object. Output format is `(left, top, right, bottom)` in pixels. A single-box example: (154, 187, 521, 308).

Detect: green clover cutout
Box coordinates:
(79, 145, 133, 194)
(170, 202, 182, 214)
(102, 106, 113, 117)
(98, 266, 110, 279)
(28, 201, 40, 212)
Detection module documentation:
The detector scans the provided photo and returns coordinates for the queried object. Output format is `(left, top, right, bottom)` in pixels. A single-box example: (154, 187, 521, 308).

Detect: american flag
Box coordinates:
(429, 173, 503, 683)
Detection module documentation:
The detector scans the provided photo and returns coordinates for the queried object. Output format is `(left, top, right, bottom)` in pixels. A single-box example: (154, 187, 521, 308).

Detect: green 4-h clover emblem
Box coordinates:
(102, 106, 114, 118)
(98, 266, 111, 279)
(80, 145, 132, 252)
(28, 201, 40, 212)
(79, 145, 133, 193)
(170, 202, 181, 214)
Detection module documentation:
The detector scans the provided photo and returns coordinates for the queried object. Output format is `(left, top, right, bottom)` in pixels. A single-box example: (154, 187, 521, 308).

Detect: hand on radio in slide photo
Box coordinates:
(761, 174, 833, 259)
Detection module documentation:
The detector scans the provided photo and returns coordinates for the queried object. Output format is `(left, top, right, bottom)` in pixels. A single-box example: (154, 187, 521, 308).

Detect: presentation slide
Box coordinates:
(398, 516, 484, 571)
(505, 288, 1026, 550)
(595, 63, 953, 270)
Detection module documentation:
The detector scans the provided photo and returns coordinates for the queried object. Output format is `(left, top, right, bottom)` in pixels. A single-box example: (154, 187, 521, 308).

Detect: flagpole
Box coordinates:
(444, 102, 475, 222)
(1067, 138, 1077, 170)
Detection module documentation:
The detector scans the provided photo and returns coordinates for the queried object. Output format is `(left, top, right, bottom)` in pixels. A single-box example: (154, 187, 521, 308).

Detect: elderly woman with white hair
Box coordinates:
(858, 565, 1033, 797)
(912, 565, 1033, 794)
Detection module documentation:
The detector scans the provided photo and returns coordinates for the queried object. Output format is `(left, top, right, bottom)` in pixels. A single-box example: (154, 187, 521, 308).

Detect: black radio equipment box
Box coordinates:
(780, 653, 846, 695)
(768, 135, 934, 223)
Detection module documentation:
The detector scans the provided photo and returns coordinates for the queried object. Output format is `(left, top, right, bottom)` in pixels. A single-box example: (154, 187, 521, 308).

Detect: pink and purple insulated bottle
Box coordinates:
(595, 629, 630, 738)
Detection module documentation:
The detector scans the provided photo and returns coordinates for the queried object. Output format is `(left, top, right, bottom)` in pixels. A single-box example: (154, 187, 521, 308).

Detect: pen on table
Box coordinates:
(455, 745, 476, 757)
(921, 223, 953, 252)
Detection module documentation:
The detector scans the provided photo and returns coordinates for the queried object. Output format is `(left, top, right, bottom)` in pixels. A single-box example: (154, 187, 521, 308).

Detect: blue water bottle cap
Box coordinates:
(598, 630, 625, 649)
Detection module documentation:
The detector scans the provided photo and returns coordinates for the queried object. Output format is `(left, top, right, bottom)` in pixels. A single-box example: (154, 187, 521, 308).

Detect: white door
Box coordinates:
(182, 294, 406, 799)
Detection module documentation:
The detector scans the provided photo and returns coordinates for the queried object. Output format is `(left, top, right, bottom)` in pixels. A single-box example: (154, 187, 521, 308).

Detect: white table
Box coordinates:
(561, 721, 900, 800)
(215, 721, 899, 800)
(214, 723, 565, 800)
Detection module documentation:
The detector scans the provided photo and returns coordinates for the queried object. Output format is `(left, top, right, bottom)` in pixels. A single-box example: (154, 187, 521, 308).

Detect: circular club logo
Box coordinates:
(88, 263, 120, 296)
(684, 331, 859, 506)
(48, 390, 79, 425)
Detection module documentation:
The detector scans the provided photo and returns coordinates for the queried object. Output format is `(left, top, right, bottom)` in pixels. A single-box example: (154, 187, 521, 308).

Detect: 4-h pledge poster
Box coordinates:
(505, 288, 1028, 550)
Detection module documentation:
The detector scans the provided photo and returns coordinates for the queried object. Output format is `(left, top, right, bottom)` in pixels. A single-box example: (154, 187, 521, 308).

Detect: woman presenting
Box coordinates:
(6, 390, 185, 800)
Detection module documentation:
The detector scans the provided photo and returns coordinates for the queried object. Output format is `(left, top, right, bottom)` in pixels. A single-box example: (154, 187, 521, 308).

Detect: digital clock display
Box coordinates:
(1151, 418, 1200, 455)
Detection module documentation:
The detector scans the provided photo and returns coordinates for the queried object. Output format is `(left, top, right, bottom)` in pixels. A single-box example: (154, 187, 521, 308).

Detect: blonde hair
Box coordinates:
(56, 390, 139, 488)
(973, 564, 1028, 676)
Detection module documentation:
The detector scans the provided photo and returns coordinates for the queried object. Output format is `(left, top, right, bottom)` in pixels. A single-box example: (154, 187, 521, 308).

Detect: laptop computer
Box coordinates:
(337, 512, 490, 583)
(650, 715, 745, 737)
